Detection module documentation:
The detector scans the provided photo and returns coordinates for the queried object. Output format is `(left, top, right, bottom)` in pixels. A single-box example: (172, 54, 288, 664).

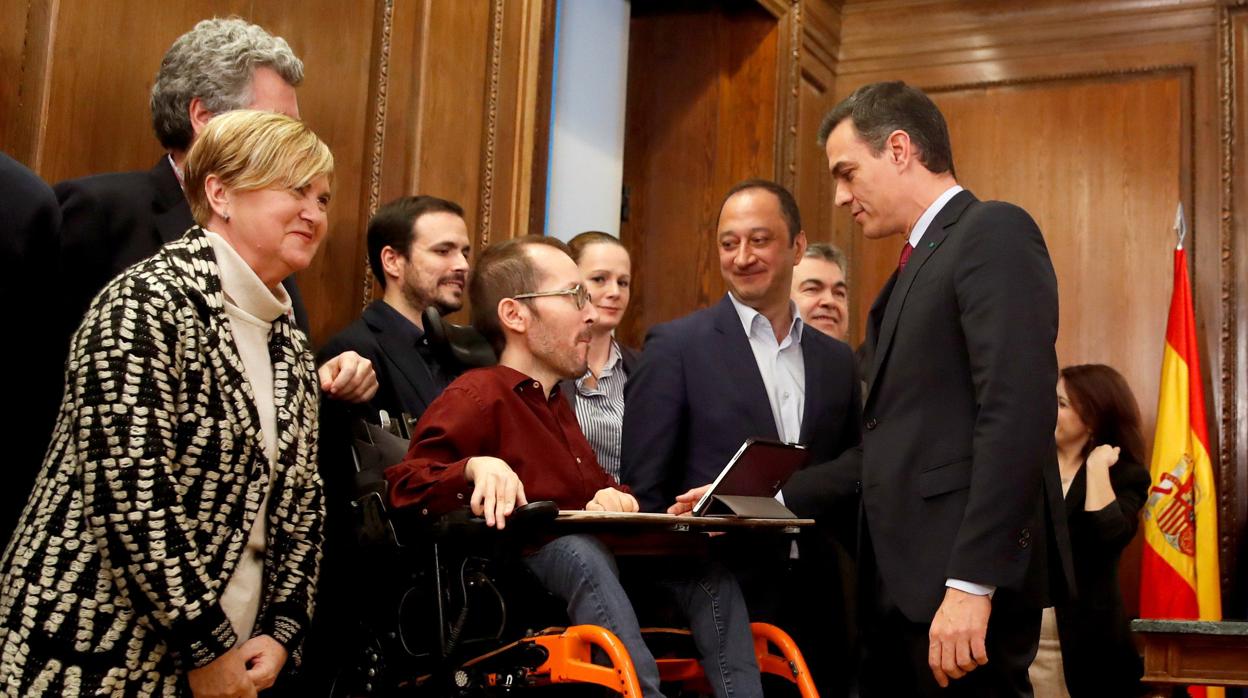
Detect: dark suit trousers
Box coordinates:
(714, 532, 854, 698)
(858, 528, 1041, 698)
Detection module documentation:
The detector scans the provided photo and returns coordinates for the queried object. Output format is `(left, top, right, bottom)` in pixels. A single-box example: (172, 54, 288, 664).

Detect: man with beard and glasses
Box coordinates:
(385, 236, 765, 698)
(319, 195, 472, 423)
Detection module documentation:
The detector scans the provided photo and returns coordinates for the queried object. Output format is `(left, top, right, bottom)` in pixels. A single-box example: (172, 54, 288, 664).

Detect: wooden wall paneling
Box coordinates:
(407, 0, 491, 241)
(251, 0, 377, 346)
(794, 3, 847, 334)
(0, 0, 56, 169)
(30, 1, 248, 182)
(362, 0, 553, 326)
(834, 0, 1238, 598)
(619, 3, 722, 347)
(479, 0, 550, 244)
(618, 0, 781, 346)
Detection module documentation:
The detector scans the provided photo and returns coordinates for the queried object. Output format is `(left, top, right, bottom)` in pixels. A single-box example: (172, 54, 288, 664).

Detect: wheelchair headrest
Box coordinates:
(422, 307, 497, 371)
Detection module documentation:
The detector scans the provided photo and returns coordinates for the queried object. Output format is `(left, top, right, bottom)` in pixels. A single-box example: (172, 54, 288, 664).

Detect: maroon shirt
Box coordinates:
(386, 365, 627, 517)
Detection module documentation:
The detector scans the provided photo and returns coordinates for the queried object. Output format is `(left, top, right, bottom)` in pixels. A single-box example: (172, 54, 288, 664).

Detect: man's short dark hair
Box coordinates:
(716, 179, 802, 244)
(470, 235, 574, 356)
(817, 81, 956, 177)
(367, 195, 465, 290)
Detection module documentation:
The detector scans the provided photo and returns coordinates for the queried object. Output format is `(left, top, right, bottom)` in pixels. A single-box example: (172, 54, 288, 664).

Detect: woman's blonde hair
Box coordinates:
(184, 109, 334, 225)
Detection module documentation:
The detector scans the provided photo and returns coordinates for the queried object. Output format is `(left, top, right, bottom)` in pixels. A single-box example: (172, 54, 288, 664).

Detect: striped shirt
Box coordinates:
(573, 341, 627, 482)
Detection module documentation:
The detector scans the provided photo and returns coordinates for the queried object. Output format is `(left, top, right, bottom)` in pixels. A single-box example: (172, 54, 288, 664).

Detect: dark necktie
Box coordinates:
(898, 242, 915, 272)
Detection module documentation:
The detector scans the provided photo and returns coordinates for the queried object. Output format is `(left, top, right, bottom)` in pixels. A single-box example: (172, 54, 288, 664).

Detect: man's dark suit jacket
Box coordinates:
(55, 158, 309, 343)
(318, 299, 449, 424)
(785, 190, 1074, 624)
(621, 294, 861, 514)
(1055, 458, 1150, 696)
(0, 152, 61, 547)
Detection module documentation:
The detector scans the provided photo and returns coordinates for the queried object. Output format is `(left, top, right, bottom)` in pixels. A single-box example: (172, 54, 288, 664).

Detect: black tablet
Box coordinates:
(692, 438, 809, 516)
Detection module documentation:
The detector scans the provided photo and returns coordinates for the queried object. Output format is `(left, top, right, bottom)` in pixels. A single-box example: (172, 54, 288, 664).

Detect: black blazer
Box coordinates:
(621, 294, 861, 514)
(0, 152, 62, 547)
(559, 341, 641, 412)
(785, 190, 1074, 623)
(1055, 458, 1150, 696)
(317, 299, 449, 424)
(55, 158, 308, 342)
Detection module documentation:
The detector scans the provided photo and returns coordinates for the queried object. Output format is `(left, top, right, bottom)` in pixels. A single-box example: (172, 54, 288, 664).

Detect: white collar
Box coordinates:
(908, 184, 964, 248)
(727, 292, 804, 344)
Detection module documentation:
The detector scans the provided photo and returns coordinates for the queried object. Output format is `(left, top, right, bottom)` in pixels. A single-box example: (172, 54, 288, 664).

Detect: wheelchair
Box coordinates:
(324, 313, 819, 697)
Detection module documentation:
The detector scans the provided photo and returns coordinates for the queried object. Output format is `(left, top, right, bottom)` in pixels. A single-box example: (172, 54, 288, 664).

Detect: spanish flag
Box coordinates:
(1139, 207, 1222, 697)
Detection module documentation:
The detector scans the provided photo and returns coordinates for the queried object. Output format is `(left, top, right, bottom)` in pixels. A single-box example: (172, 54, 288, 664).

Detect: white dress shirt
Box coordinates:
(727, 293, 805, 443)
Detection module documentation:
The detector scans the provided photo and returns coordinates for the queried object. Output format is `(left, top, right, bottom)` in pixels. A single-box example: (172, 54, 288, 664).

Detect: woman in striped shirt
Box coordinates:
(561, 231, 640, 483)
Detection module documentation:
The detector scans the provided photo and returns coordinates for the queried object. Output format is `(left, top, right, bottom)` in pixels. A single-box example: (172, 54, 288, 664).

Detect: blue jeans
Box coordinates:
(523, 534, 763, 698)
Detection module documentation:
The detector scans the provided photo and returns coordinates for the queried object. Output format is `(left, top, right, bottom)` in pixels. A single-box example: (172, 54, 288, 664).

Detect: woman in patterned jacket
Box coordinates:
(0, 110, 331, 697)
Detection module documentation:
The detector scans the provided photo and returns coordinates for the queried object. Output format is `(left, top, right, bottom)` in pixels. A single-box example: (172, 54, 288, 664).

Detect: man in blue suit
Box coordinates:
(621, 179, 861, 695)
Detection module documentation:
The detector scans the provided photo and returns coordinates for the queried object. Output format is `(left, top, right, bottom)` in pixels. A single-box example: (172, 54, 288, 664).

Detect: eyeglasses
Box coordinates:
(512, 283, 590, 310)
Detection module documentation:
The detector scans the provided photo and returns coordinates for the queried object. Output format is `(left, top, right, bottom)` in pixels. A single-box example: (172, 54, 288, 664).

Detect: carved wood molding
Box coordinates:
(478, 0, 506, 249)
(919, 64, 1194, 95)
(775, 0, 802, 188)
(361, 0, 395, 309)
(1218, 0, 1244, 599)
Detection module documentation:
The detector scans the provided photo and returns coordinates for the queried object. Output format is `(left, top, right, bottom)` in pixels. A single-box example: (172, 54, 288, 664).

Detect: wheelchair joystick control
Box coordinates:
(508, 500, 558, 525)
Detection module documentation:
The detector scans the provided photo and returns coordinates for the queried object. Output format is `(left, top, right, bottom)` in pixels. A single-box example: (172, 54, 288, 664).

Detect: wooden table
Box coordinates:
(551, 510, 814, 556)
(1132, 619, 1248, 688)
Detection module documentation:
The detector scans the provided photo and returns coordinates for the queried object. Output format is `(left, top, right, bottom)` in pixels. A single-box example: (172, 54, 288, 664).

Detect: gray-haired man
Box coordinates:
(54, 17, 374, 398)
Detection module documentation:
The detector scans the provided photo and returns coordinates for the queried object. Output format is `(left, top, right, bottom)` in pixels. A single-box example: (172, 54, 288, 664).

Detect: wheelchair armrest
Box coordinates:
(393, 500, 560, 544)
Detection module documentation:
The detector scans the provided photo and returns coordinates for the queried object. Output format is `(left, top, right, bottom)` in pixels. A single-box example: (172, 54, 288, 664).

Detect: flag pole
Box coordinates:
(1174, 202, 1187, 251)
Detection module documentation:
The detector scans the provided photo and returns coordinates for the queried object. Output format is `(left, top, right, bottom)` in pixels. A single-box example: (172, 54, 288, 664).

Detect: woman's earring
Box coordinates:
(223, 212, 230, 222)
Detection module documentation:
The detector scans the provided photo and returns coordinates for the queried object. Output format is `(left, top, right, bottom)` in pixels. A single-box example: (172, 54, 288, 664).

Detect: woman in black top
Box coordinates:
(1030, 363, 1151, 697)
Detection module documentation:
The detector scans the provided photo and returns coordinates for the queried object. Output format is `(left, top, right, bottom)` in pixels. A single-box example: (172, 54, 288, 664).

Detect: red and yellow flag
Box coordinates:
(1139, 243, 1222, 697)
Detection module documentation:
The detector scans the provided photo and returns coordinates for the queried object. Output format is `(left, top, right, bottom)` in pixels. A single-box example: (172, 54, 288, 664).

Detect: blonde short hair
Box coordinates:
(184, 110, 333, 226)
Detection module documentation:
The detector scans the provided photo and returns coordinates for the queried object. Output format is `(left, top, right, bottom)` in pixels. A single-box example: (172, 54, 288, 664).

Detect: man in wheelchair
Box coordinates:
(385, 235, 765, 698)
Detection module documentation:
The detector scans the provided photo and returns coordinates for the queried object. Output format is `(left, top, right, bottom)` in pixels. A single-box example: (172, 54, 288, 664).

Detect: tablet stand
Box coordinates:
(701, 494, 796, 519)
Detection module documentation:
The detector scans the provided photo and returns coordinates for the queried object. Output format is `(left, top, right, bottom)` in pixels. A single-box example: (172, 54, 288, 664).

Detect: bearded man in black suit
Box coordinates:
(783, 81, 1074, 697)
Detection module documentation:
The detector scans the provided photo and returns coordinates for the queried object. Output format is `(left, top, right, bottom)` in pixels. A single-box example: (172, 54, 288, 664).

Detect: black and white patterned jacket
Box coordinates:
(0, 227, 325, 696)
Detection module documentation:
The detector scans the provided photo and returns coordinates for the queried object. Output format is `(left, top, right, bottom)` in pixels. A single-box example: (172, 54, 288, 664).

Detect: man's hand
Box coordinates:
(666, 484, 710, 516)
(318, 350, 378, 404)
(188, 648, 256, 698)
(928, 587, 992, 687)
(239, 635, 288, 691)
(465, 456, 527, 529)
(586, 487, 639, 513)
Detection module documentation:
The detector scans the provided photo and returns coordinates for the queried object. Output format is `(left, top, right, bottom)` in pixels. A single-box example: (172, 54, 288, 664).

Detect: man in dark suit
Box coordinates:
(622, 179, 861, 695)
(0, 152, 61, 547)
(318, 195, 472, 424)
(53, 17, 374, 401)
(783, 81, 1072, 697)
(302, 195, 470, 692)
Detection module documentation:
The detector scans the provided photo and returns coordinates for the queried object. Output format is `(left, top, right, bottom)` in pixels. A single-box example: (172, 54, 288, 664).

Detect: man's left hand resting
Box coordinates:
(586, 487, 639, 513)
(465, 456, 528, 529)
